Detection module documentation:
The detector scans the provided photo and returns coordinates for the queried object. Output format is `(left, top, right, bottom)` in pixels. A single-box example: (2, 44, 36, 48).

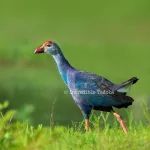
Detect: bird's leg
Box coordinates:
(111, 111, 128, 134)
(85, 119, 89, 132)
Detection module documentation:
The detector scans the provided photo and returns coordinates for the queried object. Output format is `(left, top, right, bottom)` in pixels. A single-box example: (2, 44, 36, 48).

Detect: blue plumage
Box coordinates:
(34, 40, 138, 134)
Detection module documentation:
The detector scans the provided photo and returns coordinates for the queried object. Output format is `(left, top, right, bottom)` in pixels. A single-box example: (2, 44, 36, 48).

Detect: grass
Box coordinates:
(1, 124, 150, 150)
(0, 101, 150, 150)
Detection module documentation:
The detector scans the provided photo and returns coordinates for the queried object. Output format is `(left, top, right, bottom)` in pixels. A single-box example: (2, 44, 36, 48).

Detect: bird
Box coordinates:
(34, 40, 138, 134)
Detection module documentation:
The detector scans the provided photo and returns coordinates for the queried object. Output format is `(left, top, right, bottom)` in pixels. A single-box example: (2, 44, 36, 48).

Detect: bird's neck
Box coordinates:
(52, 52, 74, 85)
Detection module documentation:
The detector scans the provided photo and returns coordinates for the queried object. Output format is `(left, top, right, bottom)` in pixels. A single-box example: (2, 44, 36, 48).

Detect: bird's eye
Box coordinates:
(47, 44, 51, 47)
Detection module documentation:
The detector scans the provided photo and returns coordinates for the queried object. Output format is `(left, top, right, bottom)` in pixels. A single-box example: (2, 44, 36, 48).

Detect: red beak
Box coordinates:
(34, 45, 45, 54)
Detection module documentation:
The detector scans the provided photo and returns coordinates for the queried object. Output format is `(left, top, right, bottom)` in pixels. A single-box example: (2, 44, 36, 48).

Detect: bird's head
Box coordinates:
(34, 40, 59, 55)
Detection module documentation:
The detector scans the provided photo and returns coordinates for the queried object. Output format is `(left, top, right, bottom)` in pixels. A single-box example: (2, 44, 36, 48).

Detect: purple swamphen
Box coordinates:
(34, 40, 138, 134)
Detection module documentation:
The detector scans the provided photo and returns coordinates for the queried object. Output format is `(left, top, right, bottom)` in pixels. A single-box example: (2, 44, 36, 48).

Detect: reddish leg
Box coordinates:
(112, 111, 128, 134)
(85, 119, 89, 132)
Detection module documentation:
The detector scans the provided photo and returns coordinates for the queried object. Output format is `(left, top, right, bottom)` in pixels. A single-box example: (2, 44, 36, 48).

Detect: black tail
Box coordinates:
(121, 77, 139, 85)
(116, 77, 139, 94)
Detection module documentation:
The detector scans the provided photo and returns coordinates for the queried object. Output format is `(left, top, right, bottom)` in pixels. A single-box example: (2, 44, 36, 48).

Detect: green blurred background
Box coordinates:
(0, 0, 150, 126)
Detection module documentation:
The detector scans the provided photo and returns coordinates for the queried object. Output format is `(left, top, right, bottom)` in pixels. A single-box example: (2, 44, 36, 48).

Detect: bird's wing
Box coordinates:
(72, 71, 133, 108)
(73, 71, 114, 92)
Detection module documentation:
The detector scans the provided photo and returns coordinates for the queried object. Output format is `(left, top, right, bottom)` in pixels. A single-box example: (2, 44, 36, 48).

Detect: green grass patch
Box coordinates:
(0, 101, 150, 150)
